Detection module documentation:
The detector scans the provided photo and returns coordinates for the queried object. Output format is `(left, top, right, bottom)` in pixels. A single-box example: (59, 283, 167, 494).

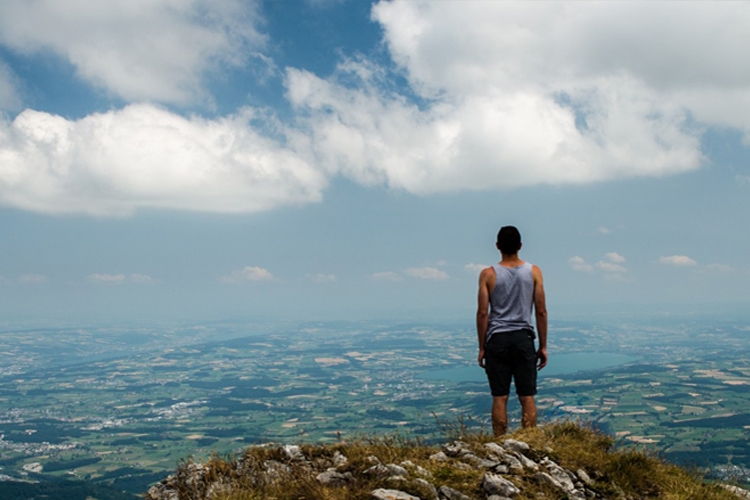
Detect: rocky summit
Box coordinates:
(144, 423, 750, 500)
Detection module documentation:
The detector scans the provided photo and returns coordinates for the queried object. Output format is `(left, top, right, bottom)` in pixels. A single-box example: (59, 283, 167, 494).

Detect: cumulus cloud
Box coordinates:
(0, 0, 266, 104)
(371, 271, 403, 282)
(569, 256, 594, 272)
(6, 1, 750, 217)
(659, 255, 697, 267)
(287, 1, 750, 195)
(88, 273, 154, 284)
(604, 252, 626, 264)
(89, 273, 126, 283)
(0, 61, 21, 111)
(404, 266, 449, 281)
(307, 273, 336, 283)
(571, 253, 628, 278)
(0, 104, 325, 216)
(220, 266, 274, 284)
(596, 252, 628, 276)
(464, 263, 487, 274)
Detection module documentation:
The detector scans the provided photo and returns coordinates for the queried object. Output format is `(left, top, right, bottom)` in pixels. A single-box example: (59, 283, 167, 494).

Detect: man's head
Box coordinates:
(496, 226, 522, 255)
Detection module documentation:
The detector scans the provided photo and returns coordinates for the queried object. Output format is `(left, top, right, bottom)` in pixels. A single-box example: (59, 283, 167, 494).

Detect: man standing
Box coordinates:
(476, 226, 547, 436)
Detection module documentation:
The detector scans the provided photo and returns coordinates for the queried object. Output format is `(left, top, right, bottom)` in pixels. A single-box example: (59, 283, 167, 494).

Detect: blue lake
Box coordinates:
(420, 352, 639, 383)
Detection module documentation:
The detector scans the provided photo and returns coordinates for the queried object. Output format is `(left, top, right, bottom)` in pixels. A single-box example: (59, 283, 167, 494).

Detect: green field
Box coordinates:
(1, 318, 749, 494)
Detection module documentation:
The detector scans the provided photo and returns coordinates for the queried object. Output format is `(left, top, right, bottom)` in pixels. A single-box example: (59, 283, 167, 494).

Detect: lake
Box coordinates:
(420, 352, 639, 383)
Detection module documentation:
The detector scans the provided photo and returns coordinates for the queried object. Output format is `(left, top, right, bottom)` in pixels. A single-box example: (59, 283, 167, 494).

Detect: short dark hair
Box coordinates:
(496, 226, 522, 255)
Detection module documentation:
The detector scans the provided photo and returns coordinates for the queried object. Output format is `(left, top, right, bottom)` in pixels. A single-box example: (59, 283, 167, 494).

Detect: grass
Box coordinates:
(150, 421, 742, 500)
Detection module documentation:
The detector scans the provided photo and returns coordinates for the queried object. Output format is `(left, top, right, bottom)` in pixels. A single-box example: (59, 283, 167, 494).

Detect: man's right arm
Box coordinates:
(476, 268, 492, 368)
(532, 265, 548, 370)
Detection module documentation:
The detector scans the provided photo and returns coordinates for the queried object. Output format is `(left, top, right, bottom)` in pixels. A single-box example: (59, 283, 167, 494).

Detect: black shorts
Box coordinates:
(484, 329, 537, 397)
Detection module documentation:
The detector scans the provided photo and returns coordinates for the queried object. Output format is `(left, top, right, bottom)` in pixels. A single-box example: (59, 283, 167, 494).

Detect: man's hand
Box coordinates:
(536, 347, 548, 370)
(478, 348, 486, 368)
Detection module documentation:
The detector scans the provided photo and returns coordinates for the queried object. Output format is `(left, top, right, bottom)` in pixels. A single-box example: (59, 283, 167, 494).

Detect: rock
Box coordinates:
(723, 484, 750, 499)
(263, 459, 291, 476)
(509, 451, 538, 471)
(540, 459, 576, 492)
(492, 464, 509, 474)
(367, 455, 382, 465)
(502, 439, 530, 454)
(442, 441, 470, 457)
(333, 451, 348, 468)
(499, 453, 524, 473)
(414, 477, 438, 499)
(316, 470, 353, 486)
(482, 473, 520, 497)
(534, 471, 563, 490)
(438, 485, 474, 500)
(145, 482, 179, 500)
(459, 452, 489, 467)
(576, 468, 593, 486)
(484, 442, 505, 455)
(430, 451, 449, 462)
(283, 444, 305, 461)
(386, 463, 409, 477)
(365, 464, 391, 477)
(487, 496, 513, 500)
(371, 488, 420, 500)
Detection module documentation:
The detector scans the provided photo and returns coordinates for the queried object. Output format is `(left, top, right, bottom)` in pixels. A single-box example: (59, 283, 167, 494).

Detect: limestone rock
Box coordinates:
(438, 485, 474, 500)
(430, 451, 449, 462)
(371, 488, 420, 500)
(482, 472, 520, 497)
(333, 451, 348, 468)
(502, 439, 530, 454)
(316, 470, 353, 486)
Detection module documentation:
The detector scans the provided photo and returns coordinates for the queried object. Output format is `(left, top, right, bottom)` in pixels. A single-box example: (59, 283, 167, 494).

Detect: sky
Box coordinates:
(0, 0, 749, 325)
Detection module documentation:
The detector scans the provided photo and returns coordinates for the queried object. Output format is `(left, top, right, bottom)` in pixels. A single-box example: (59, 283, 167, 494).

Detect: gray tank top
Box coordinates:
(486, 262, 534, 343)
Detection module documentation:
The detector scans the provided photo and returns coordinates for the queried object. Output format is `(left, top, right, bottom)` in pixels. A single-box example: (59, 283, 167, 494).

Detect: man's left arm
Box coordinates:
(532, 265, 548, 370)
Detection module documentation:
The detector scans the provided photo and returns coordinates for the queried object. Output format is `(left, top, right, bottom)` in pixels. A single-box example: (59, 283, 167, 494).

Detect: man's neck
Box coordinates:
(499, 253, 524, 267)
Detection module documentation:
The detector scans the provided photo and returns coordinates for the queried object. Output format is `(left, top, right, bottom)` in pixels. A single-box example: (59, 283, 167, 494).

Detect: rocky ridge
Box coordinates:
(144, 425, 749, 500)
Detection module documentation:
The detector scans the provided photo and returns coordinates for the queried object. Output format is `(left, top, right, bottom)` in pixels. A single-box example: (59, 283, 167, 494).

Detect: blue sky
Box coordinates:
(0, 0, 749, 325)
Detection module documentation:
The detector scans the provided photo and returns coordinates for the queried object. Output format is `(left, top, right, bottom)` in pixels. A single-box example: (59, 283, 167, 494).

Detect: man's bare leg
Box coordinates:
(491, 395, 509, 436)
(519, 395, 537, 428)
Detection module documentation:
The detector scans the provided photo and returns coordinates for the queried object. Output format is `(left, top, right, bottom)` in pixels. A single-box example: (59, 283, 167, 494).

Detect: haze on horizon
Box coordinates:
(0, 0, 749, 325)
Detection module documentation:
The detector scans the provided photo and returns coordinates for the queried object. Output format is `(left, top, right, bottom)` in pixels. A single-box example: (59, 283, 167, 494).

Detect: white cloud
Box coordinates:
(130, 274, 155, 283)
(89, 273, 126, 283)
(0, 0, 266, 104)
(220, 266, 274, 284)
(568, 256, 593, 272)
(18, 274, 47, 284)
(598, 227, 611, 235)
(595, 261, 627, 274)
(88, 273, 154, 284)
(659, 255, 697, 267)
(307, 273, 336, 283)
(371, 271, 403, 282)
(404, 266, 449, 281)
(285, 1, 750, 195)
(571, 252, 629, 279)
(604, 252, 626, 264)
(0, 104, 325, 216)
(464, 263, 487, 274)
(0, 61, 21, 111)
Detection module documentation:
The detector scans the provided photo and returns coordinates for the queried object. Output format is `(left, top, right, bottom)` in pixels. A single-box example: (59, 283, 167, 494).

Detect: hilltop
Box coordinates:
(144, 422, 749, 500)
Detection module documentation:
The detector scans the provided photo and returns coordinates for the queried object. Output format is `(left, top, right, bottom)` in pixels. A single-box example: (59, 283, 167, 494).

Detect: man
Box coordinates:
(476, 226, 547, 436)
